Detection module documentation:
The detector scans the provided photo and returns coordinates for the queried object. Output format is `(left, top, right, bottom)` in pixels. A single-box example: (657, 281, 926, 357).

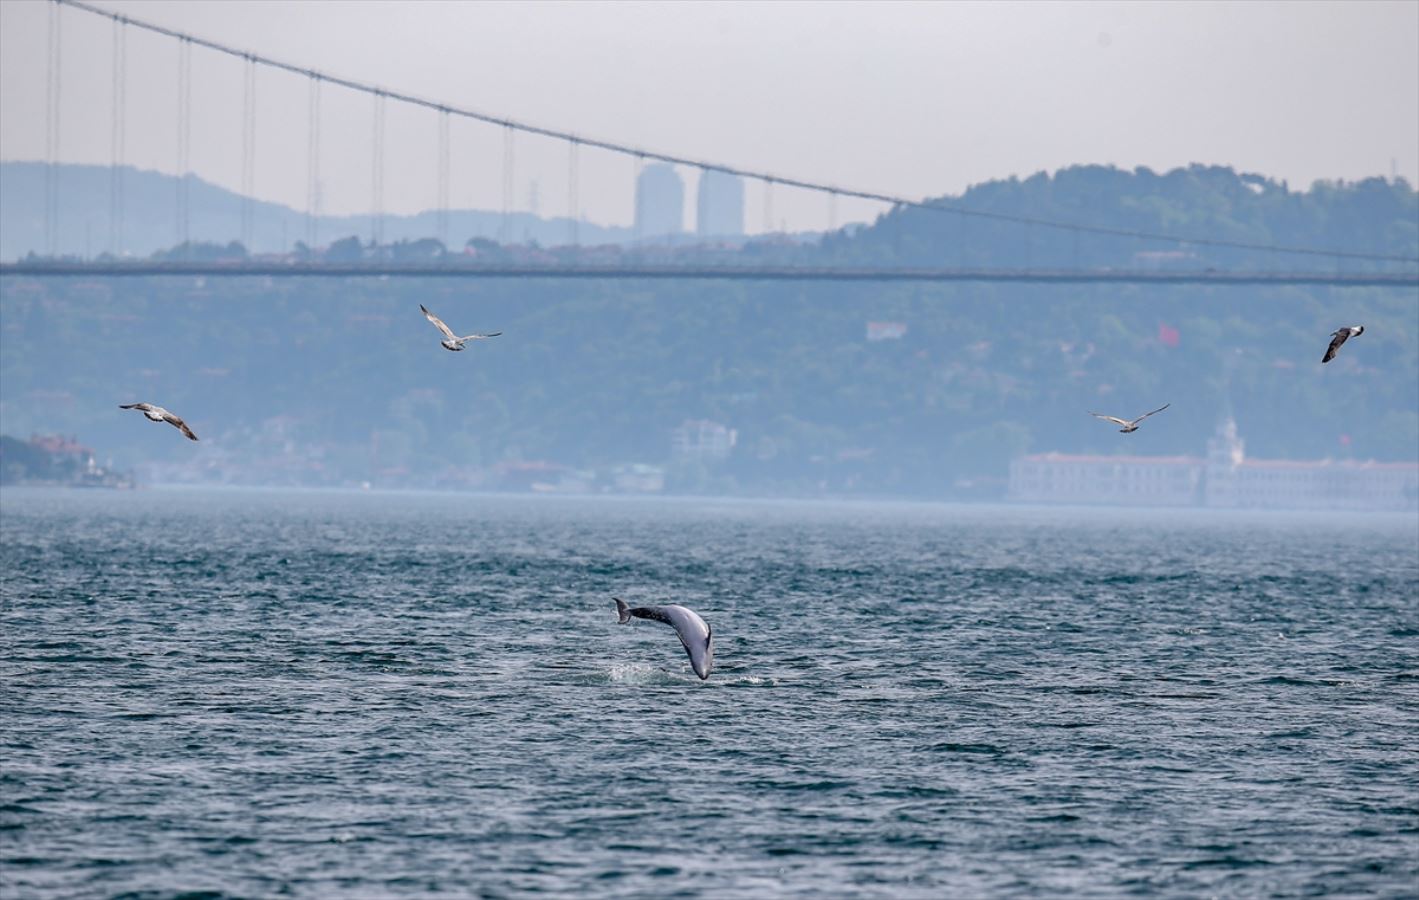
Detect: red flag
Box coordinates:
(1158, 322, 1180, 347)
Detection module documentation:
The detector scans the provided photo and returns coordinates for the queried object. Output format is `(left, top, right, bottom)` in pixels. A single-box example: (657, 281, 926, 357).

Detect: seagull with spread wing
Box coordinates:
(1089, 404, 1170, 434)
(1322, 325, 1364, 363)
(420, 304, 501, 352)
(119, 403, 199, 441)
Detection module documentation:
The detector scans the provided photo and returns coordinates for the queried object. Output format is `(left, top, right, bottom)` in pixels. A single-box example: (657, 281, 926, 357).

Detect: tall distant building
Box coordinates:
(634, 164, 684, 239)
(696, 170, 744, 237)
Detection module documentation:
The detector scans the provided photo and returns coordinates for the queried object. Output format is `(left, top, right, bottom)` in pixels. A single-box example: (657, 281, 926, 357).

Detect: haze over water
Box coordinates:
(2, 488, 1416, 897)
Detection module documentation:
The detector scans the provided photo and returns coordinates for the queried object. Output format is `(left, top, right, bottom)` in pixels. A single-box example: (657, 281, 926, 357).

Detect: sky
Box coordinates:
(1, 0, 1416, 234)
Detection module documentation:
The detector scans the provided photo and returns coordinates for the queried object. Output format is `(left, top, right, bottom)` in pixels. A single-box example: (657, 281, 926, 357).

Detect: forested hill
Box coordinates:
(1, 165, 1415, 495)
(820, 165, 1418, 270)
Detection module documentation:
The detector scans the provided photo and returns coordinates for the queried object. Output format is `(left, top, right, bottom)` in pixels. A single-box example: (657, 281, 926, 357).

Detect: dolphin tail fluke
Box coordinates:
(614, 598, 632, 624)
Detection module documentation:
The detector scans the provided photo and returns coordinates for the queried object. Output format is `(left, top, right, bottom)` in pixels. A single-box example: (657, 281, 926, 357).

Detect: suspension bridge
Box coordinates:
(6, 0, 1417, 288)
(3, 260, 1415, 288)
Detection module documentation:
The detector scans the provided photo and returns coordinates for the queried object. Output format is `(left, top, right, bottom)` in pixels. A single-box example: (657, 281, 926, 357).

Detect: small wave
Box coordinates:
(921, 741, 1006, 755)
(1182, 854, 1274, 870)
(723, 674, 776, 687)
(606, 662, 664, 683)
(599, 663, 769, 686)
(0, 803, 43, 816)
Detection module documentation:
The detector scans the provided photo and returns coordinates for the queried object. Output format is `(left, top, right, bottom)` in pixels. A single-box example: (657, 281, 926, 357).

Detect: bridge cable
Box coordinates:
(306, 75, 321, 249)
(763, 178, 775, 235)
(500, 125, 514, 244)
(240, 55, 256, 250)
(371, 91, 385, 246)
(110, 17, 126, 255)
(45, 1, 63, 256)
(567, 140, 580, 246)
(436, 108, 450, 248)
(632, 154, 644, 243)
(176, 37, 192, 253)
(52, 0, 1419, 265)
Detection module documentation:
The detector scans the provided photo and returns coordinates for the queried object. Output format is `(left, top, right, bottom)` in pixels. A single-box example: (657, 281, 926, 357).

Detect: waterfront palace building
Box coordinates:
(1008, 419, 1418, 511)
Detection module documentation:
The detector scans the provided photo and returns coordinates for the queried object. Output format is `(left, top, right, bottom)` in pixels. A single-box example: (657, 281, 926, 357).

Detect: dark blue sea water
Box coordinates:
(2, 488, 1417, 898)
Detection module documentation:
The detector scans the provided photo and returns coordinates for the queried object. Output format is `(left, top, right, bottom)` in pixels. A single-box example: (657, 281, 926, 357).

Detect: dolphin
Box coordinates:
(614, 597, 714, 680)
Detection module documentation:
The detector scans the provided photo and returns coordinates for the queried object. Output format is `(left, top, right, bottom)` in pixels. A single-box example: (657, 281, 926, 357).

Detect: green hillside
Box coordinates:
(2, 165, 1415, 494)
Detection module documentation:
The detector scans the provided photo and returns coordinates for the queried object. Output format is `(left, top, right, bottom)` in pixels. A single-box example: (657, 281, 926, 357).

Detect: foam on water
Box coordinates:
(605, 662, 665, 683)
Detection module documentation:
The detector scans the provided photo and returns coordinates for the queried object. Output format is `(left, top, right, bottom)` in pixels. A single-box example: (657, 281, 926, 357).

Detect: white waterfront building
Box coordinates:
(1009, 419, 1418, 511)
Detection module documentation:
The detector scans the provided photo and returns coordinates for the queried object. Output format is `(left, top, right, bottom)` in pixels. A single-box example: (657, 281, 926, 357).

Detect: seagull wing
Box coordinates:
(162, 412, 199, 441)
(1132, 403, 1171, 424)
(119, 403, 154, 412)
(420, 304, 457, 340)
(1322, 330, 1349, 363)
(1090, 413, 1131, 427)
(458, 332, 501, 341)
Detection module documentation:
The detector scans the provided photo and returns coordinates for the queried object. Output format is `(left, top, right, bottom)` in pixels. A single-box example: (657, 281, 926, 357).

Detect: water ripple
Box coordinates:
(2, 489, 1416, 898)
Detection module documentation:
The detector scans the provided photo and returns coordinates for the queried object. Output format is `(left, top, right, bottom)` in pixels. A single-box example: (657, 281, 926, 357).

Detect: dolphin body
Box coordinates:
(614, 598, 714, 680)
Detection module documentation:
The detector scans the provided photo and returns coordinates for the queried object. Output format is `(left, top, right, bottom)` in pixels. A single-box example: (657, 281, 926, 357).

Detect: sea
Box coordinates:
(2, 487, 1416, 898)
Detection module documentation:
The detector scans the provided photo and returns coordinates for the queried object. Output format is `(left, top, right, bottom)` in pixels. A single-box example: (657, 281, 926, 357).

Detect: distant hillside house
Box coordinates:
(672, 419, 738, 464)
(0, 434, 133, 488)
(1009, 419, 1419, 511)
(866, 321, 908, 342)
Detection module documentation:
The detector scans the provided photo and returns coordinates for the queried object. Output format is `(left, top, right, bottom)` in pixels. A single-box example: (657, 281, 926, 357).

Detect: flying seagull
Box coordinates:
(420, 304, 501, 351)
(1322, 325, 1364, 363)
(1089, 404, 1170, 434)
(119, 403, 198, 441)
(615, 597, 714, 680)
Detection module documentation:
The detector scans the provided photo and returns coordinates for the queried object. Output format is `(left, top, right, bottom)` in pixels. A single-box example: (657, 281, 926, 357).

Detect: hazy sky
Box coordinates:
(1, 0, 1416, 233)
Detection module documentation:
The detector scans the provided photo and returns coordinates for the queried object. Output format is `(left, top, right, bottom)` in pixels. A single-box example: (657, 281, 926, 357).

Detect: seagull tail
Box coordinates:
(614, 598, 632, 624)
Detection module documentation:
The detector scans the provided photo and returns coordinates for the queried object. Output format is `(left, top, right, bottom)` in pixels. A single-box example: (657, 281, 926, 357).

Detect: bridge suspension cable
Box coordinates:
(500, 125, 515, 244)
(436, 108, 450, 247)
(109, 16, 127, 255)
(176, 37, 192, 251)
(240, 55, 256, 249)
(632, 154, 644, 242)
(371, 91, 385, 245)
(45, 0, 63, 257)
(567, 140, 580, 247)
(306, 75, 321, 248)
(52, 0, 1419, 265)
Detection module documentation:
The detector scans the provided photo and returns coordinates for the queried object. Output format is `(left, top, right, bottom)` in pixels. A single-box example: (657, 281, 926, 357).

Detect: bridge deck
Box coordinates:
(1, 261, 1415, 287)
